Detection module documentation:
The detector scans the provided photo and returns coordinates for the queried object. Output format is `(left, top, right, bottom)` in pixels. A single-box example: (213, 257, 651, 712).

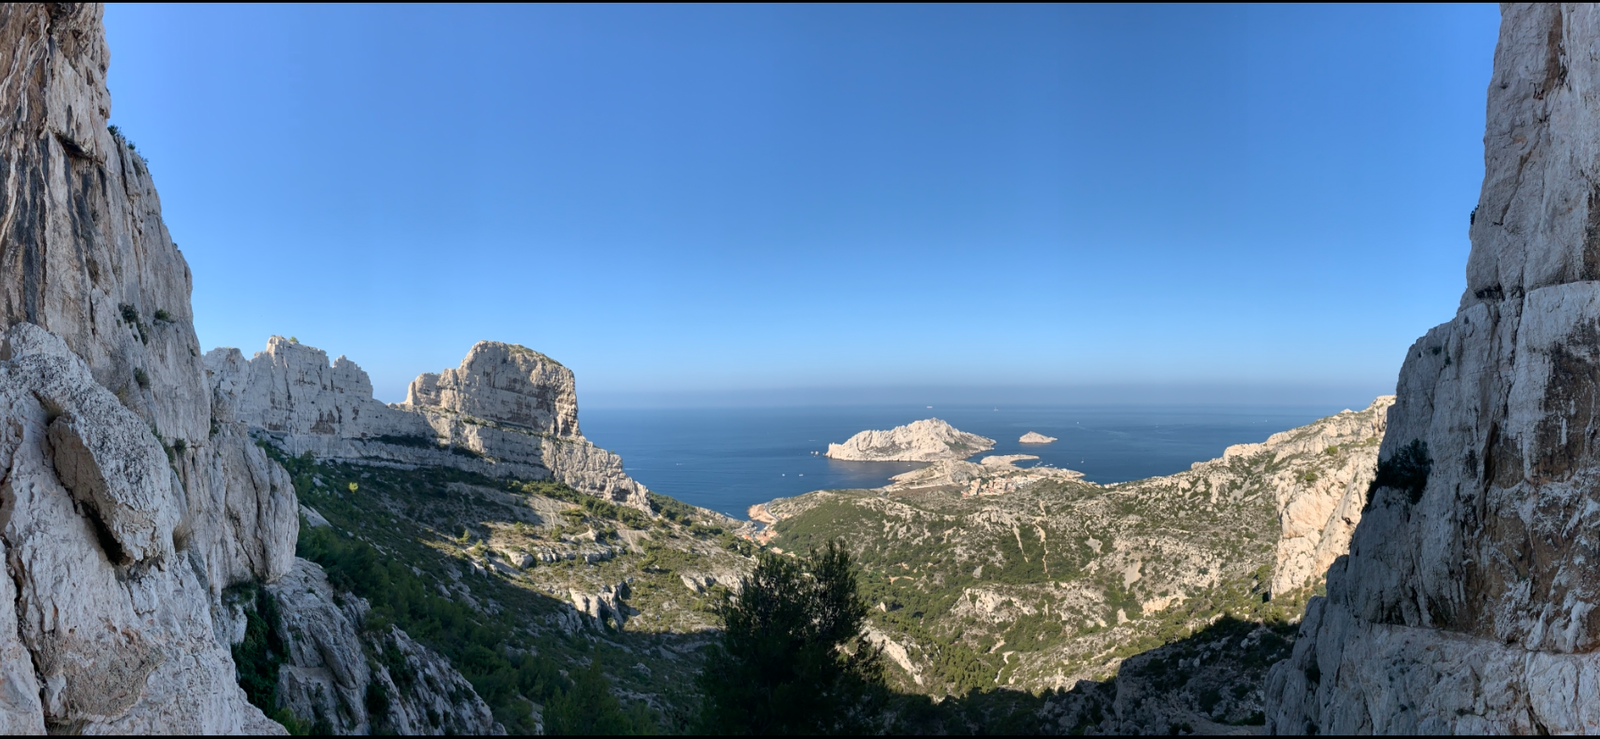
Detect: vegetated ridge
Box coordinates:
(760, 398, 1391, 733)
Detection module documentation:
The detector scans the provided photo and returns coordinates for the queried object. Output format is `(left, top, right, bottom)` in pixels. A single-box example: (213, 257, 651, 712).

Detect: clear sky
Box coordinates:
(104, 4, 1500, 407)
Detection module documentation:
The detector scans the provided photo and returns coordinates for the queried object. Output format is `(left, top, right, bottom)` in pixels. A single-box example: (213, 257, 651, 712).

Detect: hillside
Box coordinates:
(759, 398, 1391, 731)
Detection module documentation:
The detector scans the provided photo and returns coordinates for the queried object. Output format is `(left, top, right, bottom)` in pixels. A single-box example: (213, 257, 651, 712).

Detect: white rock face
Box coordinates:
(210, 338, 651, 511)
(0, 325, 287, 734)
(1266, 5, 1600, 733)
(1257, 397, 1392, 594)
(569, 580, 631, 632)
(1019, 432, 1057, 444)
(0, 6, 299, 731)
(825, 418, 995, 462)
(262, 559, 502, 735)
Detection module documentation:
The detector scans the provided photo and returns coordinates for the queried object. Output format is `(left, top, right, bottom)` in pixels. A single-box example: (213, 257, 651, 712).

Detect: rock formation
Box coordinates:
(0, 5, 302, 730)
(208, 337, 650, 511)
(979, 454, 1040, 467)
(1019, 431, 1057, 444)
(0, 7, 504, 732)
(231, 559, 502, 735)
(1247, 397, 1392, 595)
(824, 418, 994, 462)
(1266, 5, 1600, 733)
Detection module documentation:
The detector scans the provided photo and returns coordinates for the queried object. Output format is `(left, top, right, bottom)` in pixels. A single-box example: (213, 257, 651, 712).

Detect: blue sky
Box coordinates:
(104, 4, 1500, 406)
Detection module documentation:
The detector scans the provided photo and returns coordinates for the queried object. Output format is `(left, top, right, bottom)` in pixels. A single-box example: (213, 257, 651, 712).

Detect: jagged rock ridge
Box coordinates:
(1266, 5, 1600, 733)
(207, 336, 650, 511)
(825, 418, 996, 462)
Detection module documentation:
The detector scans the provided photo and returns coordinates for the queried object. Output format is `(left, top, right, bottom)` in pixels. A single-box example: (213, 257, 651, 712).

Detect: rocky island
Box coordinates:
(1019, 431, 1057, 444)
(824, 418, 995, 462)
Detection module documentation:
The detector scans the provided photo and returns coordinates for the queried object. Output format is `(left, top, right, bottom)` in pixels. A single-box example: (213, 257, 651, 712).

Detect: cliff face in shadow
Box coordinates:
(1267, 4, 1600, 733)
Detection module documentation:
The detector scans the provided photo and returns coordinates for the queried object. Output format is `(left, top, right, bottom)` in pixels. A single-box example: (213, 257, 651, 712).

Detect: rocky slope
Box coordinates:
(0, 6, 495, 733)
(208, 337, 650, 511)
(223, 559, 502, 735)
(1266, 5, 1600, 733)
(273, 452, 758, 733)
(825, 418, 996, 462)
(761, 398, 1390, 730)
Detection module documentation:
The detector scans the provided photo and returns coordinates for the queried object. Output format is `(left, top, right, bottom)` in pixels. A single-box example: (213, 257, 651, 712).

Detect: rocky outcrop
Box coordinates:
(253, 559, 501, 735)
(824, 418, 994, 462)
(979, 454, 1039, 467)
(1266, 5, 1600, 733)
(209, 337, 650, 511)
(569, 580, 632, 632)
(0, 5, 300, 732)
(1019, 431, 1057, 444)
(0, 324, 289, 733)
(1245, 397, 1392, 595)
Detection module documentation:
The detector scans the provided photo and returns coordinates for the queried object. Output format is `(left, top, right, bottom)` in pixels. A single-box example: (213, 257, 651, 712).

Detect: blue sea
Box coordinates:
(580, 404, 1348, 519)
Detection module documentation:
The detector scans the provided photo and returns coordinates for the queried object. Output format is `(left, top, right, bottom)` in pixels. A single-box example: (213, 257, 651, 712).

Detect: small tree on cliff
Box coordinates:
(694, 540, 885, 734)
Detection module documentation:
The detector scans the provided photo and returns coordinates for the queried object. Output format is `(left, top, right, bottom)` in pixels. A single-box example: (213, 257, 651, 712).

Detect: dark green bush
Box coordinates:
(694, 541, 885, 734)
(1367, 439, 1431, 508)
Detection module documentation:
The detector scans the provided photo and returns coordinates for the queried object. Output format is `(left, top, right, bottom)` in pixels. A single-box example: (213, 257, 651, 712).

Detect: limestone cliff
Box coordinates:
(0, 6, 501, 732)
(208, 337, 650, 511)
(825, 418, 995, 462)
(0, 5, 296, 730)
(1266, 5, 1600, 733)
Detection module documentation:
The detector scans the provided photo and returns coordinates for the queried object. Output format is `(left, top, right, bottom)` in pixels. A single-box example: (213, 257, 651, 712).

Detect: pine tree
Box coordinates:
(694, 541, 885, 734)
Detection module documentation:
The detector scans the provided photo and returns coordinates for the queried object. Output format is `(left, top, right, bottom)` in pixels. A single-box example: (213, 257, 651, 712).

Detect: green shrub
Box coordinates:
(229, 584, 298, 732)
(694, 541, 885, 733)
(133, 367, 150, 390)
(1368, 439, 1431, 508)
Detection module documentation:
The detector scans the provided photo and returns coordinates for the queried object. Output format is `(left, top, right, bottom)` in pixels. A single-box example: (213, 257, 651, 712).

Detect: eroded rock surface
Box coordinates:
(825, 418, 995, 462)
(0, 4, 308, 731)
(0, 324, 288, 733)
(1266, 5, 1600, 733)
(209, 338, 650, 511)
(252, 559, 502, 736)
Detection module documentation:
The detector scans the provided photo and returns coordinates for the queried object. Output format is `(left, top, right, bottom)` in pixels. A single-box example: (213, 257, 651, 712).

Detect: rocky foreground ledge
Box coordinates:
(824, 418, 995, 462)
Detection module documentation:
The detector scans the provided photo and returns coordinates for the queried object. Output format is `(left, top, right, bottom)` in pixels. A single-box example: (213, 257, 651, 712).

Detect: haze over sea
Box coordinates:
(582, 403, 1352, 519)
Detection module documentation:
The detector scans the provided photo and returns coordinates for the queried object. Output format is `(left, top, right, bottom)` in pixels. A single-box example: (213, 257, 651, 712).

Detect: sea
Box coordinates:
(580, 404, 1350, 520)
